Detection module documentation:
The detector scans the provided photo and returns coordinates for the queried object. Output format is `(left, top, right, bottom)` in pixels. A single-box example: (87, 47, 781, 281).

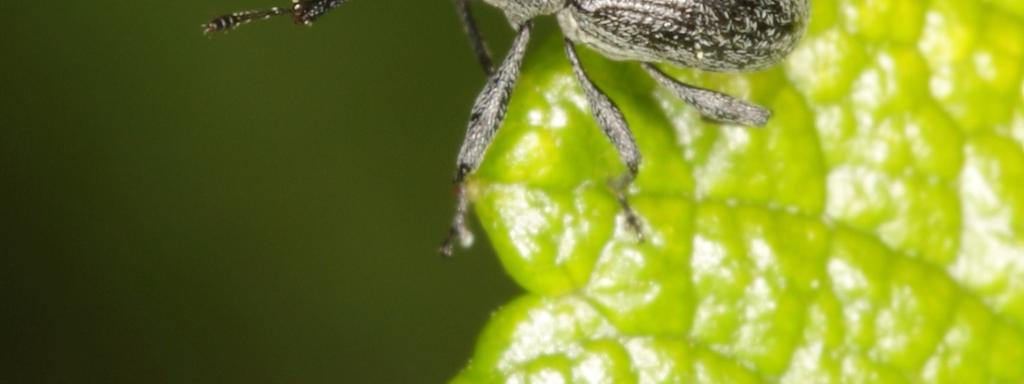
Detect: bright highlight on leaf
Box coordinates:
(454, 0, 1024, 382)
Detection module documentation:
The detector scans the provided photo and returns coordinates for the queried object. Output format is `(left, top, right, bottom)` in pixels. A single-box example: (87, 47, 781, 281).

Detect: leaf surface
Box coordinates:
(455, 0, 1024, 382)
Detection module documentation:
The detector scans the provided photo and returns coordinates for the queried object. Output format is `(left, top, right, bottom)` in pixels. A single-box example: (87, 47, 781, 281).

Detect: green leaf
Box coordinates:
(454, 0, 1024, 382)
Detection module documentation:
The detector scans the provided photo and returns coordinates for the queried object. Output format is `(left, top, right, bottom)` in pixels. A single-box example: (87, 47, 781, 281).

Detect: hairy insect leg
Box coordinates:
(454, 0, 494, 75)
(440, 21, 533, 257)
(564, 39, 644, 240)
(641, 63, 771, 127)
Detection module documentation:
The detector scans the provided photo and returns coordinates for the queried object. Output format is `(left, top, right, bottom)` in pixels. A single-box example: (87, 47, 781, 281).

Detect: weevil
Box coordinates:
(204, 0, 810, 257)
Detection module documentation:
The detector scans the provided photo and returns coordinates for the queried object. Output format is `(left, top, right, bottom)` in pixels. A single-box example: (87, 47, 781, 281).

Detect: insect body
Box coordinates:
(205, 0, 810, 256)
(557, 0, 809, 72)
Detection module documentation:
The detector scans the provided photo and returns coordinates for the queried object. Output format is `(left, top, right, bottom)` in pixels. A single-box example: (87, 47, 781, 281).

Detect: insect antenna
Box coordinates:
(203, 1, 352, 34)
(203, 7, 290, 34)
(292, 0, 352, 26)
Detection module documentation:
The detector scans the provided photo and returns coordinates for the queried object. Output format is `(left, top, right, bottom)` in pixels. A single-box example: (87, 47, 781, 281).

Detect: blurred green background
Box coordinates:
(0, 1, 525, 382)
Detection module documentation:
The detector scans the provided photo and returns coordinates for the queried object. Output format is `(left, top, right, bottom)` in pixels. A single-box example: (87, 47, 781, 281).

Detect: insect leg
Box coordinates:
(441, 21, 533, 257)
(641, 63, 771, 127)
(564, 39, 644, 240)
(454, 0, 494, 75)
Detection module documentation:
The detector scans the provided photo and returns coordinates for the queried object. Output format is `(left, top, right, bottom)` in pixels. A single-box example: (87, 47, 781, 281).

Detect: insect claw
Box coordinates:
(624, 209, 646, 243)
(439, 229, 458, 258)
(439, 222, 474, 258)
(439, 184, 474, 257)
(608, 172, 645, 242)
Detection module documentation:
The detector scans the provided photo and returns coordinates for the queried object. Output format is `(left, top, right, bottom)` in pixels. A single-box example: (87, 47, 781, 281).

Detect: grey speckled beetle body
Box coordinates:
(205, 0, 810, 256)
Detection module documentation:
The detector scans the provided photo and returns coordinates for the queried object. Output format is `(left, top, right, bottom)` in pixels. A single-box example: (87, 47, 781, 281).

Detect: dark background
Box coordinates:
(1, 0, 524, 382)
